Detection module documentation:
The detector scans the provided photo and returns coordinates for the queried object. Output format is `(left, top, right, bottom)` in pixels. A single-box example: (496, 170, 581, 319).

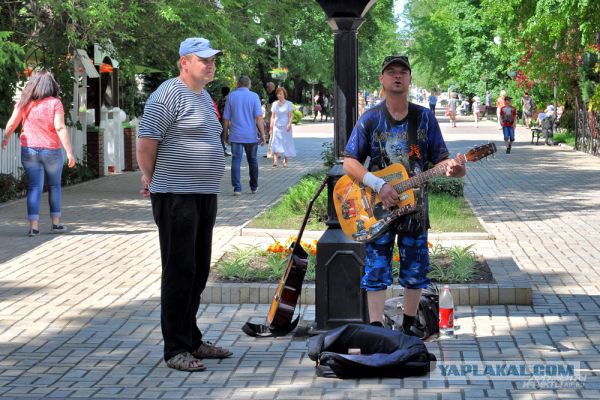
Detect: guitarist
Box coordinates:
(343, 55, 466, 335)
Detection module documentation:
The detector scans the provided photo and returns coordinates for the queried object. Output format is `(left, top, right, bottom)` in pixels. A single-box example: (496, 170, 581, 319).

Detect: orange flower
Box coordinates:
(427, 241, 433, 248)
(393, 255, 400, 262)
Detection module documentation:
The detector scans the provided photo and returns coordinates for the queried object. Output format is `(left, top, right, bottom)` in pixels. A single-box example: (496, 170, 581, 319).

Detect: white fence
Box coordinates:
(0, 126, 87, 177)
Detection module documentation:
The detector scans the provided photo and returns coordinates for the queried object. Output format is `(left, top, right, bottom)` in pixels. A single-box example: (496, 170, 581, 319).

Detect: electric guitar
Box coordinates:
(333, 143, 497, 242)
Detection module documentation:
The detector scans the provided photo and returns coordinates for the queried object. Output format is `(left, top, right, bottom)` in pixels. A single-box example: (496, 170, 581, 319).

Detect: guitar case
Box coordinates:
(242, 178, 327, 338)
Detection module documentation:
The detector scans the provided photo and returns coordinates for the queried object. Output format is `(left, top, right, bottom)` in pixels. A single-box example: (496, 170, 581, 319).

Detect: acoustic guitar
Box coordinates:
(333, 143, 497, 242)
(266, 178, 327, 331)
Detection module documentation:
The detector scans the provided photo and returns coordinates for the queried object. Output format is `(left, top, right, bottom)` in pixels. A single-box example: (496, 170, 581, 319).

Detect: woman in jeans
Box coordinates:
(2, 70, 75, 236)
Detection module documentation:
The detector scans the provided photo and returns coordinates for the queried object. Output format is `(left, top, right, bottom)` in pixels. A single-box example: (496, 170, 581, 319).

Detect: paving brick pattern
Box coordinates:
(1, 118, 599, 399)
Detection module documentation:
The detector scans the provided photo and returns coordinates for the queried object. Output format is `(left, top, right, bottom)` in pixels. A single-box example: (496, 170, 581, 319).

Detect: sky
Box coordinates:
(393, 0, 408, 32)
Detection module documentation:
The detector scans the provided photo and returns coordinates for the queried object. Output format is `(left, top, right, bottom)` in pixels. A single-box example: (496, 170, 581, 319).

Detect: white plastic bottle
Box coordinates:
(439, 285, 455, 337)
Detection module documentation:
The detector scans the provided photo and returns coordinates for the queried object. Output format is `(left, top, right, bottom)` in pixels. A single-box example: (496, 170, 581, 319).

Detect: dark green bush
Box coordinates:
(61, 159, 99, 186)
(428, 176, 464, 197)
(321, 142, 335, 168)
(0, 172, 26, 203)
(559, 110, 575, 131)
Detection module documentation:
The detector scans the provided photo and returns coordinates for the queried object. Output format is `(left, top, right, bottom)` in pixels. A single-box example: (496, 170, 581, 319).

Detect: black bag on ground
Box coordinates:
(384, 286, 440, 340)
(307, 323, 436, 379)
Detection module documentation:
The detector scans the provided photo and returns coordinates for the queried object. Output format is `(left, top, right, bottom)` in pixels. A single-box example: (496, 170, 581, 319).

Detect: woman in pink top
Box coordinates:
(2, 70, 75, 236)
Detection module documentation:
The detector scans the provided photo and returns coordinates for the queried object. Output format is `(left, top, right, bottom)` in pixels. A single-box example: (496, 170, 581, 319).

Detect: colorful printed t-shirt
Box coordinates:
(344, 102, 449, 233)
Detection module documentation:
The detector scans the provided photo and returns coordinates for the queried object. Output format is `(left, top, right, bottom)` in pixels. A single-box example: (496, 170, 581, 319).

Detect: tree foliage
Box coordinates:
(403, 0, 600, 109)
(0, 0, 400, 124)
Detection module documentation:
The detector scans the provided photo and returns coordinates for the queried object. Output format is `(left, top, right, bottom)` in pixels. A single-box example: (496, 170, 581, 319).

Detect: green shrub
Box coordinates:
(321, 142, 335, 168)
(0, 172, 26, 203)
(559, 110, 575, 131)
(278, 171, 328, 223)
(292, 109, 303, 124)
(61, 159, 99, 186)
(428, 176, 464, 197)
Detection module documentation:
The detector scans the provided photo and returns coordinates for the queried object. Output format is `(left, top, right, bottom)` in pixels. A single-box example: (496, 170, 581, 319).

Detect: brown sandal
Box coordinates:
(166, 352, 206, 371)
(192, 341, 233, 359)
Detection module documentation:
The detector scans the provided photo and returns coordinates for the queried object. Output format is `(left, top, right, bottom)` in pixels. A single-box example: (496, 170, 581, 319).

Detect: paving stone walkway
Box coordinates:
(1, 116, 599, 399)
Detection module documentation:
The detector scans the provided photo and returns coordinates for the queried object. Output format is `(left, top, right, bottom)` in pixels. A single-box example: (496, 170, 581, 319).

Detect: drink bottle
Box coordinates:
(439, 285, 454, 337)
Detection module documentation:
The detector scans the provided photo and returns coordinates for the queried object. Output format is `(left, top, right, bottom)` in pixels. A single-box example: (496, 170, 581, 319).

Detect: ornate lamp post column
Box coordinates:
(314, 0, 377, 330)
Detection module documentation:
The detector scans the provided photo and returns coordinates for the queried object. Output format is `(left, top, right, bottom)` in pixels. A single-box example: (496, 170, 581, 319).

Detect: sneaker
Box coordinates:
(224, 151, 231, 157)
(233, 191, 242, 196)
(251, 188, 258, 194)
(191, 341, 232, 359)
(506, 145, 511, 154)
(51, 224, 67, 233)
(27, 229, 40, 237)
(369, 321, 384, 328)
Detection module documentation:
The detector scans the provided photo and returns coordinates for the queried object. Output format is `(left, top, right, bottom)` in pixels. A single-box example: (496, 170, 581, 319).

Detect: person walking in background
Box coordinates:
(269, 87, 296, 168)
(484, 90, 491, 118)
(446, 92, 458, 127)
(2, 70, 75, 236)
(137, 37, 232, 372)
(358, 91, 366, 116)
(322, 94, 329, 122)
(472, 95, 481, 127)
(223, 75, 266, 195)
(521, 92, 536, 129)
(500, 96, 517, 153)
(313, 91, 325, 122)
(263, 82, 277, 158)
(428, 91, 438, 115)
(496, 90, 506, 128)
(343, 55, 466, 336)
(217, 86, 231, 156)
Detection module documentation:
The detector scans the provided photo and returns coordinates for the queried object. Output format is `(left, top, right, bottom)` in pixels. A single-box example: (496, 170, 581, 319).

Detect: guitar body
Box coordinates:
(266, 246, 308, 330)
(334, 164, 417, 242)
(334, 143, 497, 242)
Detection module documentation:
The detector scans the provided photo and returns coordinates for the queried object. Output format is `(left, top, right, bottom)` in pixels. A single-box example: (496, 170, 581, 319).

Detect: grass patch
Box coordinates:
(214, 241, 489, 284)
(248, 171, 483, 233)
(428, 194, 484, 232)
(428, 243, 476, 283)
(214, 239, 317, 282)
(552, 130, 576, 147)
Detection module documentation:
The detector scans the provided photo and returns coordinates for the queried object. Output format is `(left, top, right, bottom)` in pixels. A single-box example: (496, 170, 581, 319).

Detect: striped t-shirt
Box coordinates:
(138, 78, 224, 194)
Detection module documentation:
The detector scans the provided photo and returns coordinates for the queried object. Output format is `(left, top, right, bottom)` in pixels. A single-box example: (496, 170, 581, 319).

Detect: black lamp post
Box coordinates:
(314, 0, 377, 330)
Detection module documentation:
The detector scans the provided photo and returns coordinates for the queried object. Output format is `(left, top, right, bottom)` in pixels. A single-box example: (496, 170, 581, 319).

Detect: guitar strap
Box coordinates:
(407, 102, 418, 152)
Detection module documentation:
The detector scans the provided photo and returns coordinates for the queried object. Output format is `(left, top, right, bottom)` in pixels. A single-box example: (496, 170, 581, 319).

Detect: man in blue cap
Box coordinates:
(137, 37, 233, 372)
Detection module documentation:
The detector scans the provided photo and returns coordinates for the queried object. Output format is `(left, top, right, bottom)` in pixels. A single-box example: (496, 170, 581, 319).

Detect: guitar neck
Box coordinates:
(393, 157, 464, 193)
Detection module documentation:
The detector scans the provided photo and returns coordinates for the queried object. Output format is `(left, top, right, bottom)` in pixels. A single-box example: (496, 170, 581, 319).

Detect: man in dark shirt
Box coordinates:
(343, 55, 466, 335)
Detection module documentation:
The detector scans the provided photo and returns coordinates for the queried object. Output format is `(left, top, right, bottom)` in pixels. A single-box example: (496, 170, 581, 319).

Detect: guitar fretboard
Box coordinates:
(393, 156, 464, 193)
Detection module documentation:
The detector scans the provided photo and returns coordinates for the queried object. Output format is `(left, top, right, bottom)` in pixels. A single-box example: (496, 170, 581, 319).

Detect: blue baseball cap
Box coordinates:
(179, 38, 222, 58)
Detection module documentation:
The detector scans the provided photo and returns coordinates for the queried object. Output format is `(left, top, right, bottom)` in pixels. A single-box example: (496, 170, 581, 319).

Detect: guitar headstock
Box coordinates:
(465, 143, 497, 162)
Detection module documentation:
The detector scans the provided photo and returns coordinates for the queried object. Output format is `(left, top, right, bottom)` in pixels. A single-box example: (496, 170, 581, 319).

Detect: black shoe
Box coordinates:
(370, 321, 384, 328)
(506, 145, 511, 154)
(27, 229, 40, 237)
(51, 224, 67, 234)
(401, 325, 421, 338)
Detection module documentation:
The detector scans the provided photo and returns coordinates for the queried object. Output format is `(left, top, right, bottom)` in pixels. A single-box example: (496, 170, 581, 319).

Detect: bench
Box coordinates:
(531, 127, 542, 145)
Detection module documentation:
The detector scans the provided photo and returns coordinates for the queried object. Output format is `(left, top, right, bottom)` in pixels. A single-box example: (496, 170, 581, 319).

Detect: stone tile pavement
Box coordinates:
(1, 117, 600, 399)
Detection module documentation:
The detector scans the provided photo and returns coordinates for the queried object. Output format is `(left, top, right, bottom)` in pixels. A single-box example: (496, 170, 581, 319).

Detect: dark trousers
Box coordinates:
(151, 193, 217, 361)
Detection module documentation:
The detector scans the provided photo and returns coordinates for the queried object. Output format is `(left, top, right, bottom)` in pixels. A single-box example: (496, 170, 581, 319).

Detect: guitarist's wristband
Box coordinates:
(362, 172, 387, 193)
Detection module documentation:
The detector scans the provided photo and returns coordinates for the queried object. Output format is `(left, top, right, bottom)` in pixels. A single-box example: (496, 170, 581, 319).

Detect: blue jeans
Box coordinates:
(230, 142, 258, 193)
(21, 147, 64, 221)
(502, 126, 515, 142)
